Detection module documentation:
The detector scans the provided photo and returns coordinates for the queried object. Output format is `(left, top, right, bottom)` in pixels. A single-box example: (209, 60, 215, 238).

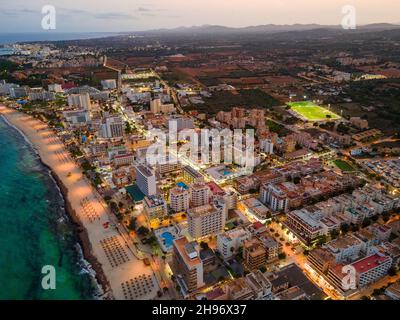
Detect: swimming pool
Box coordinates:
(218, 168, 232, 176)
(126, 184, 145, 201)
(161, 232, 174, 248)
(176, 182, 188, 189)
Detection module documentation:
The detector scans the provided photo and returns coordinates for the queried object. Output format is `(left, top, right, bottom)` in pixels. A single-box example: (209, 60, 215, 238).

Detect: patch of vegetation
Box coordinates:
(198, 89, 280, 115)
(334, 159, 355, 172)
(265, 119, 291, 136)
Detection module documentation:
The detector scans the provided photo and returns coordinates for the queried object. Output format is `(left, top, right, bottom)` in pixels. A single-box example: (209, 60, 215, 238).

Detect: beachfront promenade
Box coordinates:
(0, 106, 159, 300)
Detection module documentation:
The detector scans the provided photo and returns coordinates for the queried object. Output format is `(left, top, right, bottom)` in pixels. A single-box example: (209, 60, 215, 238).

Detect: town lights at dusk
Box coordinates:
(0, 2, 399, 317)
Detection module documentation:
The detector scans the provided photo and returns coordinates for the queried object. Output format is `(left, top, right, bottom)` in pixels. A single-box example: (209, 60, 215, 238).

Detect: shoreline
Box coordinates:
(0, 113, 108, 297)
(0, 107, 114, 298)
(0, 105, 159, 300)
(50, 167, 109, 296)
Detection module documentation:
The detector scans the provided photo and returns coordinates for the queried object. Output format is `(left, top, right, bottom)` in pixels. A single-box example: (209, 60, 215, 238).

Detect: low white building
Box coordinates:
(217, 227, 252, 259)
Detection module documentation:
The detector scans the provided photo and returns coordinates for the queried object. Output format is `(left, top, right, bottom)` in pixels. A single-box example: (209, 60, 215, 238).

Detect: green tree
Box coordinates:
(200, 241, 209, 250)
(109, 201, 119, 213)
(340, 223, 350, 234)
(388, 267, 398, 277)
(362, 218, 371, 228)
(293, 176, 301, 184)
(330, 229, 339, 240)
(278, 253, 286, 260)
(128, 217, 137, 231)
(137, 226, 150, 236)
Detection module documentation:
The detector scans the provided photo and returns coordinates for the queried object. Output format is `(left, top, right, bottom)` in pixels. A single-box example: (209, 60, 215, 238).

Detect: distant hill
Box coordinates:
(137, 23, 400, 35)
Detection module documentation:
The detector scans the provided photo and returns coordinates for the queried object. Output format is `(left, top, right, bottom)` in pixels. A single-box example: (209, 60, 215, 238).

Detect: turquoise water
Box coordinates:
(0, 117, 95, 300)
(126, 184, 145, 201)
(176, 182, 188, 190)
(161, 232, 174, 248)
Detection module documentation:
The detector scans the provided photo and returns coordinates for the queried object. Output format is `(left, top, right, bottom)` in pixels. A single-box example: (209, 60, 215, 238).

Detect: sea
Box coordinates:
(0, 32, 120, 46)
(0, 116, 97, 300)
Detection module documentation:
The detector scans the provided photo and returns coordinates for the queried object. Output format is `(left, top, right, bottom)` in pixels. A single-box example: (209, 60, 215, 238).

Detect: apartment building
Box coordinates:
(245, 270, 273, 300)
(169, 187, 190, 213)
(243, 237, 267, 271)
(285, 209, 323, 245)
(172, 237, 204, 293)
(188, 202, 226, 239)
(190, 183, 211, 208)
(327, 252, 392, 291)
(225, 277, 255, 300)
(308, 248, 336, 274)
(168, 115, 194, 132)
(217, 227, 252, 260)
(259, 234, 281, 262)
(28, 89, 55, 101)
(150, 98, 175, 114)
(63, 109, 90, 126)
(368, 223, 392, 244)
(155, 153, 181, 175)
(220, 191, 238, 210)
(260, 139, 274, 154)
(260, 183, 289, 212)
(385, 280, 400, 300)
(355, 253, 392, 287)
(67, 92, 91, 110)
(182, 165, 204, 185)
(113, 153, 134, 167)
(143, 195, 168, 222)
(101, 115, 124, 139)
(135, 164, 157, 197)
(324, 235, 365, 263)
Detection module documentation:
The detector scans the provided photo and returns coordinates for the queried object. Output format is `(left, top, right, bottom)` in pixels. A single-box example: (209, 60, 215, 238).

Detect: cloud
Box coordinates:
(93, 12, 136, 20)
(136, 6, 171, 19)
(0, 8, 39, 17)
(58, 7, 136, 20)
(137, 7, 152, 12)
(140, 13, 156, 17)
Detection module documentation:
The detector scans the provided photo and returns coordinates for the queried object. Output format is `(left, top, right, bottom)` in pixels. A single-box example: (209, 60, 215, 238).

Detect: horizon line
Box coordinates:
(1, 21, 400, 34)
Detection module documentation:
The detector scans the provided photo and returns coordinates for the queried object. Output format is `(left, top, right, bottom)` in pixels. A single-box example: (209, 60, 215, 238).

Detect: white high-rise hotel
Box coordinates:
(188, 201, 226, 239)
(260, 183, 289, 212)
(101, 115, 124, 139)
(67, 92, 91, 110)
(135, 164, 157, 196)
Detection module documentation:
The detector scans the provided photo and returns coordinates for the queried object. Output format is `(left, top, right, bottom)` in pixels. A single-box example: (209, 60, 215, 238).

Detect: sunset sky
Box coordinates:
(1, 0, 399, 32)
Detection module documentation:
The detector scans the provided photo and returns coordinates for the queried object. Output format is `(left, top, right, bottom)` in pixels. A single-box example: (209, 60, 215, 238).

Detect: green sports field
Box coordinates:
(333, 159, 355, 172)
(287, 101, 340, 121)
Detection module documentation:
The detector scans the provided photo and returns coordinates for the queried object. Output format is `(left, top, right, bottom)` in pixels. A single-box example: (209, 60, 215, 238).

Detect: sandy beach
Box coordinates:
(0, 106, 159, 300)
